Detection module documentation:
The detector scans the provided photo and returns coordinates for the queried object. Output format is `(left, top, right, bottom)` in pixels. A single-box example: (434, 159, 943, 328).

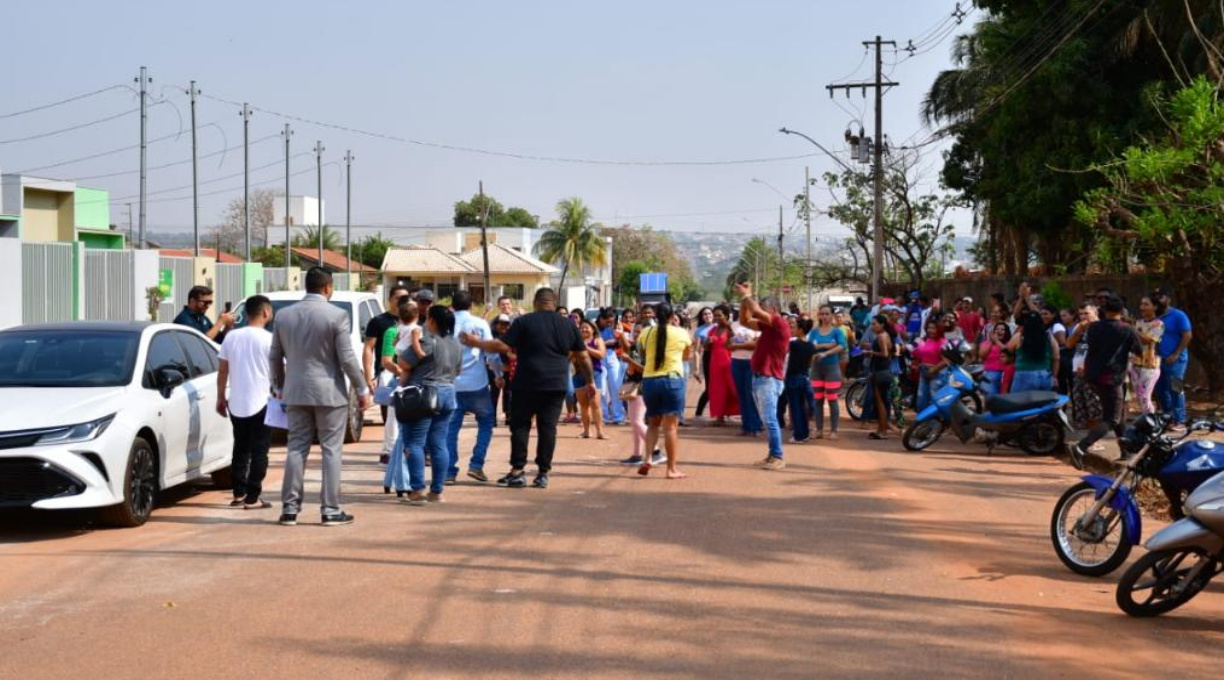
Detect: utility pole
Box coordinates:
(136, 66, 150, 250)
(777, 205, 784, 302)
(345, 150, 354, 280)
(282, 124, 292, 285)
(827, 35, 897, 304)
(189, 81, 200, 256)
(478, 181, 492, 305)
(241, 103, 252, 261)
(804, 166, 812, 312)
(126, 203, 133, 247)
(314, 141, 325, 266)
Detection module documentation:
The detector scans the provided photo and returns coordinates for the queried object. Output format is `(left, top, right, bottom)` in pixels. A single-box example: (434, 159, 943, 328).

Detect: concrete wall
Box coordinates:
(22, 188, 70, 242)
(0, 239, 21, 328)
(73, 187, 110, 230)
(133, 250, 160, 321)
(272, 195, 324, 228)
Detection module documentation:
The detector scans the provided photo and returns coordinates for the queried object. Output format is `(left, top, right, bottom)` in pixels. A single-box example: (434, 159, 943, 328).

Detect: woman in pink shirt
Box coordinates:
(913, 319, 946, 411)
(978, 322, 1011, 398)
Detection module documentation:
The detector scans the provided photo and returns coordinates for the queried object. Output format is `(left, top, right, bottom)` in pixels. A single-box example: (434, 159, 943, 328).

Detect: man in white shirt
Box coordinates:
(217, 295, 274, 509)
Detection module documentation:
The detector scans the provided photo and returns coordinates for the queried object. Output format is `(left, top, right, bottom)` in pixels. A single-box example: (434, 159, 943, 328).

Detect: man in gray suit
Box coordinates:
(270, 267, 372, 526)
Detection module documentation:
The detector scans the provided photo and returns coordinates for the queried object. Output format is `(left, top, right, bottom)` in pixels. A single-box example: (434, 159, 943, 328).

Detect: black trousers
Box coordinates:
(231, 407, 272, 501)
(1079, 381, 1126, 449)
(509, 389, 566, 474)
(695, 348, 712, 416)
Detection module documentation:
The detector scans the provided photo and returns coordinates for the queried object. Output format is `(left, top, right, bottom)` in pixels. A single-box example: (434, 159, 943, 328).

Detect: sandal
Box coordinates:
(868, 432, 886, 440)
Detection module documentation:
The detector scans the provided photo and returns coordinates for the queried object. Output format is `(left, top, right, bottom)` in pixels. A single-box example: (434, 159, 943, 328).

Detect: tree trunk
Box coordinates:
(1171, 264, 1224, 399)
(558, 258, 570, 297)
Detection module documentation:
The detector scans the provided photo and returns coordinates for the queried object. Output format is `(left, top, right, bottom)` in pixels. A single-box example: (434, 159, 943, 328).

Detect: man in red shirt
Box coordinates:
(956, 297, 984, 343)
(735, 282, 790, 470)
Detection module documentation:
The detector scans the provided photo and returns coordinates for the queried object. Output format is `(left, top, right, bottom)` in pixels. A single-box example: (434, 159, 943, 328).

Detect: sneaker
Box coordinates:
(650, 449, 665, 465)
(445, 477, 457, 486)
(532, 474, 549, 489)
(788, 436, 809, 444)
(403, 491, 427, 506)
(228, 497, 246, 508)
(321, 512, 355, 526)
(426, 492, 444, 503)
(761, 456, 787, 471)
(753, 456, 773, 467)
(620, 454, 644, 466)
(278, 513, 298, 526)
(1069, 444, 1087, 470)
(467, 468, 489, 483)
(497, 471, 527, 488)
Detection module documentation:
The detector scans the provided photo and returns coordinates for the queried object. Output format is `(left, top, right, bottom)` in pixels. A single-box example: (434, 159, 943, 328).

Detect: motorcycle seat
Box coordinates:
(987, 391, 1060, 414)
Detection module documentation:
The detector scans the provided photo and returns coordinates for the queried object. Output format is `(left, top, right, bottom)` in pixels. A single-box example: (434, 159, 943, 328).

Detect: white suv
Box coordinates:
(232, 290, 382, 443)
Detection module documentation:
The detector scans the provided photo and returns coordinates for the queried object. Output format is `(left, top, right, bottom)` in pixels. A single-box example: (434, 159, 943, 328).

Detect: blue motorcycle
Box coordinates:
(901, 342, 1071, 456)
(1051, 414, 1224, 576)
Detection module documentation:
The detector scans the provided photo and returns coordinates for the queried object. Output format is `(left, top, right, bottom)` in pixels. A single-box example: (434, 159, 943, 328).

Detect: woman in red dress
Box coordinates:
(705, 304, 740, 425)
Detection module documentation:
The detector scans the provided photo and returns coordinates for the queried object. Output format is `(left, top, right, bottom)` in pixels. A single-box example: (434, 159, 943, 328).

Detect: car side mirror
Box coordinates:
(155, 366, 187, 395)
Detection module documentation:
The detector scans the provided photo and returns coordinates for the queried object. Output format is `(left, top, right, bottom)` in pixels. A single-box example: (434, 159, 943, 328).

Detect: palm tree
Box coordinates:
(293, 224, 342, 252)
(535, 197, 607, 292)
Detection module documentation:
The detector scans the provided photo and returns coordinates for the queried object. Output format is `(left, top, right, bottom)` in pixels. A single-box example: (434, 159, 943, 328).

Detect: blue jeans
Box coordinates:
(916, 369, 946, 412)
(1012, 369, 1052, 393)
(981, 370, 1005, 398)
(784, 374, 812, 441)
(751, 375, 785, 458)
(382, 428, 409, 492)
(1156, 353, 1188, 423)
(401, 384, 457, 494)
(731, 358, 762, 433)
(447, 388, 494, 478)
(603, 355, 625, 423)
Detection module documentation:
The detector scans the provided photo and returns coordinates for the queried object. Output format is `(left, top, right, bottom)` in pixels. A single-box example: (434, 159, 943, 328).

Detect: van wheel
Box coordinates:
(99, 437, 158, 527)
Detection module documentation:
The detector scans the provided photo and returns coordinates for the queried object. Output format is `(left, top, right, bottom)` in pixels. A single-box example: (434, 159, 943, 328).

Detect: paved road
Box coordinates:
(3, 413, 1223, 679)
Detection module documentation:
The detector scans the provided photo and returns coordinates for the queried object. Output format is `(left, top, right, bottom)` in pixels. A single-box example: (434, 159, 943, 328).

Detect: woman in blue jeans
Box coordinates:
(1008, 307, 1059, 393)
(398, 305, 463, 505)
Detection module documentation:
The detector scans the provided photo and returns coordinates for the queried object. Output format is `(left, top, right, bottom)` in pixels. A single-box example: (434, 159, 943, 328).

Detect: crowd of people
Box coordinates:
(196, 267, 1197, 525)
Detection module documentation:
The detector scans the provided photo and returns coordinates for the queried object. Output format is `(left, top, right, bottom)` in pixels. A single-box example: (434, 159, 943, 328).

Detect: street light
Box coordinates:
(778, 127, 856, 173)
(751, 178, 788, 202)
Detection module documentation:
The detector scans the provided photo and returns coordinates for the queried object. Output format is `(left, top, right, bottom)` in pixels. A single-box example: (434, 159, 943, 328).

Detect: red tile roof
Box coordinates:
(291, 247, 378, 273)
(159, 248, 245, 263)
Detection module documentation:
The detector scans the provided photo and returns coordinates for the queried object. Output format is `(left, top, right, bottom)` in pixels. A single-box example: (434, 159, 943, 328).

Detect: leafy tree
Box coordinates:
(603, 224, 702, 304)
(535, 197, 607, 292)
(252, 245, 290, 268)
(453, 193, 539, 227)
(1075, 76, 1224, 394)
(616, 260, 652, 302)
(353, 232, 396, 269)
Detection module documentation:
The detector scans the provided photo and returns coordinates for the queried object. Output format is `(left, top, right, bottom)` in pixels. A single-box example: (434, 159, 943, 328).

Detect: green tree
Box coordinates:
(535, 197, 607, 292)
(603, 224, 702, 304)
(453, 193, 539, 227)
(616, 260, 652, 303)
(354, 232, 395, 269)
(1075, 76, 1224, 395)
(252, 245, 290, 268)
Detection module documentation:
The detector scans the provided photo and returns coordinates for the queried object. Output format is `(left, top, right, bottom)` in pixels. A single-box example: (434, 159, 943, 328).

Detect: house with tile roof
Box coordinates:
(380, 241, 557, 304)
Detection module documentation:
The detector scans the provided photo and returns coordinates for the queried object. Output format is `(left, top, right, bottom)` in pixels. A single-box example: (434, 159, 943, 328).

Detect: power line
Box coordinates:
(14, 129, 190, 174)
(0, 84, 130, 120)
(193, 90, 826, 166)
(0, 105, 152, 145)
(67, 133, 279, 182)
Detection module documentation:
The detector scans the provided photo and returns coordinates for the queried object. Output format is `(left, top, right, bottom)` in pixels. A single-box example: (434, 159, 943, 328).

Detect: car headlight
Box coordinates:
(35, 414, 116, 446)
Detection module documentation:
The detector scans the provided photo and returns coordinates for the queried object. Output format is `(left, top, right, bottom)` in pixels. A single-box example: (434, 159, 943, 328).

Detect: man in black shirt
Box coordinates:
(174, 285, 233, 340)
(1070, 295, 1142, 462)
(364, 285, 409, 464)
(462, 287, 593, 489)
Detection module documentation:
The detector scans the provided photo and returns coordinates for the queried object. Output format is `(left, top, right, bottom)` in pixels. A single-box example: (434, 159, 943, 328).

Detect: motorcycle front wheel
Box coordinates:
(1116, 547, 1216, 617)
(844, 381, 867, 421)
(1050, 482, 1132, 576)
(902, 419, 945, 452)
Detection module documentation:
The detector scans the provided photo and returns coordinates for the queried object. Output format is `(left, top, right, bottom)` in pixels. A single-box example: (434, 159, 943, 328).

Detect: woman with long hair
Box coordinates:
(978, 322, 1011, 398)
(636, 302, 692, 479)
(1130, 296, 1165, 414)
(704, 304, 739, 426)
(784, 317, 816, 443)
(808, 306, 847, 439)
(692, 307, 716, 417)
(617, 315, 659, 467)
(397, 304, 462, 505)
(864, 314, 896, 440)
(911, 318, 947, 412)
(574, 320, 607, 440)
(1008, 307, 1060, 393)
(597, 308, 626, 426)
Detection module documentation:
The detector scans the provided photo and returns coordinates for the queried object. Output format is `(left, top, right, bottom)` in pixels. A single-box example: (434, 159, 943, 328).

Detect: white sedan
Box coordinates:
(0, 321, 234, 526)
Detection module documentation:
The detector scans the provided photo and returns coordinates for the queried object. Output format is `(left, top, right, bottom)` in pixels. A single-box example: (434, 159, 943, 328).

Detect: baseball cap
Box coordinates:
(495, 314, 511, 324)
(414, 289, 436, 302)
(962, 296, 973, 303)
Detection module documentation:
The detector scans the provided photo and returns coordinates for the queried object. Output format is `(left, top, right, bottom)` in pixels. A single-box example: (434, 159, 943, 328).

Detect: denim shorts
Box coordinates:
(642, 376, 686, 418)
(573, 369, 604, 390)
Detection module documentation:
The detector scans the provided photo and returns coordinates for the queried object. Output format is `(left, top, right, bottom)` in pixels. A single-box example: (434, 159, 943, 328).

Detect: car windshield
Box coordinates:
(0, 330, 139, 388)
(234, 300, 353, 334)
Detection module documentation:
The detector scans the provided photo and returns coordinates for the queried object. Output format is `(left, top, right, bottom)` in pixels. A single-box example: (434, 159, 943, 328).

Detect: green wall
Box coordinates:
(242, 263, 264, 297)
(77, 230, 124, 250)
(73, 187, 110, 230)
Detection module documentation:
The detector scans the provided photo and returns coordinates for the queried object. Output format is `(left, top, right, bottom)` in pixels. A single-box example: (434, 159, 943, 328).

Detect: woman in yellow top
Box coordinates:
(635, 302, 692, 479)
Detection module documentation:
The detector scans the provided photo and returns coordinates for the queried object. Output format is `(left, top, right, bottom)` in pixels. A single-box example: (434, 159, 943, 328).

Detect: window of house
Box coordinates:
(502, 284, 525, 301)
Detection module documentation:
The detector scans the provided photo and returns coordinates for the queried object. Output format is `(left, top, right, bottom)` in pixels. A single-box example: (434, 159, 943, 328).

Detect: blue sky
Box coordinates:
(1, 0, 974, 241)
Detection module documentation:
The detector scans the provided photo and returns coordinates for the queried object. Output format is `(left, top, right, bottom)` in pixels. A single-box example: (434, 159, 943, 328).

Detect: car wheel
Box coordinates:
(344, 385, 364, 444)
(99, 437, 158, 528)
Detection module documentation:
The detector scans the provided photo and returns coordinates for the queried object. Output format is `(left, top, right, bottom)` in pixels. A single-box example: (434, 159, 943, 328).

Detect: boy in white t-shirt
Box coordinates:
(217, 295, 274, 509)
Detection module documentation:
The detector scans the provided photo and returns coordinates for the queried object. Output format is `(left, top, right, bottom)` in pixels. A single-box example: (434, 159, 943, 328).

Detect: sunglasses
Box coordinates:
(199, 299, 214, 306)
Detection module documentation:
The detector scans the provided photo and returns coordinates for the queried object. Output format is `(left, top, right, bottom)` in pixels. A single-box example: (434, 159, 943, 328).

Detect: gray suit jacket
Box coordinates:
(269, 294, 368, 408)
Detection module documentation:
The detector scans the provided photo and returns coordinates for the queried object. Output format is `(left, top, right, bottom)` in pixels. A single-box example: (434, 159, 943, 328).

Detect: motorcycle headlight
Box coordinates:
(35, 414, 116, 446)
(947, 375, 966, 390)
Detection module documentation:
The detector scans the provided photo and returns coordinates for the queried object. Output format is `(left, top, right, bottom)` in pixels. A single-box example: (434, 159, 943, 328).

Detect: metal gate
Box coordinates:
(83, 250, 136, 321)
(215, 263, 244, 309)
(21, 243, 75, 324)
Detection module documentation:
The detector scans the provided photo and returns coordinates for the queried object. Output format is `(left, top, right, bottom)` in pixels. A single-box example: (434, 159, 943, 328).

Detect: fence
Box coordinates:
(21, 242, 75, 324)
(263, 268, 297, 293)
(83, 250, 136, 321)
(215, 263, 245, 310)
(158, 256, 198, 322)
(883, 274, 1164, 310)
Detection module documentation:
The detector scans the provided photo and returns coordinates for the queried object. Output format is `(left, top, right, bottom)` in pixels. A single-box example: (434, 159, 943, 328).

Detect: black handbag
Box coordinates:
(393, 354, 440, 422)
(393, 384, 440, 422)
